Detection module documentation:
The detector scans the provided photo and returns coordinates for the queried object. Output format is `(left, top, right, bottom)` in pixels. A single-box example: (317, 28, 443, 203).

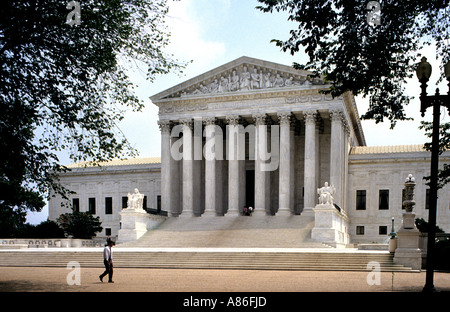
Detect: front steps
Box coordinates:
(0, 215, 417, 272)
(120, 214, 328, 248)
(0, 249, 416, 272)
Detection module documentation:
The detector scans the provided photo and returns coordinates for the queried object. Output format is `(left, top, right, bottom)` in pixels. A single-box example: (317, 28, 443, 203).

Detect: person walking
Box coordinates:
(99, 239, 114, 283)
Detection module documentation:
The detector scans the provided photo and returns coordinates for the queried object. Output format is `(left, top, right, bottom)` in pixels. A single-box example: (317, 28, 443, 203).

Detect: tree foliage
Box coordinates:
(419, 121, 450, 188)
(0, 0, 183, 231)
(256, 0, 449, 126)
(57, 211, 103, 239)
(17, 219, 66, 238)
(416, 217, 445, 233)
(257, 0, 450, 186)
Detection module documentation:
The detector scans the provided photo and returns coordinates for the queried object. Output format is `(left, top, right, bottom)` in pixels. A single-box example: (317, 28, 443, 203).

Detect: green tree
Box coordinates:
(0, 0, 184, 233)
(256, 0, 449, 185)
(16, 219, 66, 238)
(57, 211, 103, 239)
(415, 218, 445, 233)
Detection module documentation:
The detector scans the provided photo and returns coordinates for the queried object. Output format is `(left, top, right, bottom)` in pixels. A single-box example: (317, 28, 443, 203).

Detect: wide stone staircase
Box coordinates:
(0, 215, 417, 272)
(0, 249, 415, 272)
(121, 214, 328, 248)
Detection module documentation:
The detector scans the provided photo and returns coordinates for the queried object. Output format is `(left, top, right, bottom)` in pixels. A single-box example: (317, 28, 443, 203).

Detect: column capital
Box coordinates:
(226, 115, 240, 126)
(157, 120, 171, 133)
(329, 108, 344, 123)
(343, 120, 351, 136)
(303, 110, 317, 124)
(179, 118, 193, 129)
(252, 113, 267, 126)
(277, 112, 292, 126)
(203, 117, 216, 126)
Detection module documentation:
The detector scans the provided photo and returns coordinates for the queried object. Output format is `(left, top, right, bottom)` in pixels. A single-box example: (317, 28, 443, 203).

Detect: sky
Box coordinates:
(26, 0, 448, 224)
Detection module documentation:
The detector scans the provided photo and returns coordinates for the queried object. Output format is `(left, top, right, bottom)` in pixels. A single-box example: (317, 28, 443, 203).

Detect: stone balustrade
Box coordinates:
(0, 237, 109, 249)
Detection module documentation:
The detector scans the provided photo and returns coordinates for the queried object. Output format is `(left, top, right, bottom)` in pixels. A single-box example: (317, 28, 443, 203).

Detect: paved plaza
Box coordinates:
(0, 266, 448, 292)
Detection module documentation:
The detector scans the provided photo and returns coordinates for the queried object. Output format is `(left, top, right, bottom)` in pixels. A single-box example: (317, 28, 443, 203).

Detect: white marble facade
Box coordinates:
(153, 57, 363, 219)
(48, 57, 450, 243)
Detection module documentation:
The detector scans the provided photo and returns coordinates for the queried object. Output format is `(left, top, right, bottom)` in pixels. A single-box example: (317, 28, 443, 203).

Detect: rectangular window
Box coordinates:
(157, 195, 161, 213)
(379, 190, 389, 210)
(72, 198, 80, 212)
(356, 190, 366, 210)
(425, 189, 430, 210)
(122, 196, 128, 209)
(105, 197, 113, 215)
(88, 198, 96, 214)
(356, 226, 365, 235)
(402, 189, 406, 209)
(143, 195, 147, 210)
(105, 228, 111, 236)
(379, 226, 388, 235)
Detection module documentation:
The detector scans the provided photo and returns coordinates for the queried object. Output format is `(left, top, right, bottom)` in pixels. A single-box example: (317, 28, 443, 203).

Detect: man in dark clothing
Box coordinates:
(99, 240, 114, 283)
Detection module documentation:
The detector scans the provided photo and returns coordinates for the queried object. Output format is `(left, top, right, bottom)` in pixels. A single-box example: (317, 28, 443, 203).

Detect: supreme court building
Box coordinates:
(49, 57, 450, 245)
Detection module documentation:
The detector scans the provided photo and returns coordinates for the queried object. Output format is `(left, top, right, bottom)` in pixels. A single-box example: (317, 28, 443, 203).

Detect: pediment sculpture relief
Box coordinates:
(169, 65, 324, 99)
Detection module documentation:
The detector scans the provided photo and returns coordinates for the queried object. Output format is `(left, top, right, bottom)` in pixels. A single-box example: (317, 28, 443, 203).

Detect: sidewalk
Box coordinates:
(0, 266, 448, 292)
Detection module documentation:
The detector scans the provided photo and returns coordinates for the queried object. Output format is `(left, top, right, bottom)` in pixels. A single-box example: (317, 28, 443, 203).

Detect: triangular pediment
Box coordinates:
(150, 56, 326, 103)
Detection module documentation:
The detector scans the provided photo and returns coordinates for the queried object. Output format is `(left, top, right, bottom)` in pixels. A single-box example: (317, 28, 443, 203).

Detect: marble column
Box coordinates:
(192, 118, 203, 216)
(226, 115, 244, 215)
(180, 119, 194, 216)
(204, 117, 223, 216)
(290, 125, 295, 214)
(158, 120, 172, 215)
(303, 110, 317, 212)
(278, 112, 292, 215)
(330, 109, 344, 208)
(253, 113, 270, 215)
(170, 129, 181, 216)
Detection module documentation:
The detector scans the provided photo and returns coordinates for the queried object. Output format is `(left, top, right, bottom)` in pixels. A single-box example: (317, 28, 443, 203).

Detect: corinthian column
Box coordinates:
(330, 109, 344, 208)
(278, 112, 292, 215)
(203, 117, 223, 216)
(180, 119, 194, 217)
(253, 113, 270, 215)
(303, 110, 317, 212)
(226, 115, 245, 215)
(158, 120, 173, 215)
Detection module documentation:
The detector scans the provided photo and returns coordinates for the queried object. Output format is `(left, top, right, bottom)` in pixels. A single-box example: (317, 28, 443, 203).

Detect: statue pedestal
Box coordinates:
(118, 208, 167, 244)
(311, 204, 350, 248)
(393, 212, 422, 270)
(118, 209, 148, 243)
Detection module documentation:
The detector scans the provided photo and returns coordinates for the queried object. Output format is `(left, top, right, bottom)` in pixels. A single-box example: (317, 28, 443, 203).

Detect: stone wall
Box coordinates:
(347, 149, 450, 244)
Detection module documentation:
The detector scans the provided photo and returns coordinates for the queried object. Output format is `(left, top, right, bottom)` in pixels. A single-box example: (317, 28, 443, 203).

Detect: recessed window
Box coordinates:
(122, 196, 128, 209)
(379, 190, 389, 210)
(356, 226, 365, 235)
(72, 198, 80, 212)
(105, 228, 111, 236)
(379, 226, 388, 235)
(356, 190, 366, 210)
(157, 195, 161, 213)
(105, 197, 113, 215)
(402, 189, 406, 209)
(88, 198, 96, 214)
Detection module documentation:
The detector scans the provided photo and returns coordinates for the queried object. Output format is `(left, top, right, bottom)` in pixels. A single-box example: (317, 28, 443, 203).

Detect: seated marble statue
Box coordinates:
(317, 182, 335, 205)
(127, 188, 145, 210)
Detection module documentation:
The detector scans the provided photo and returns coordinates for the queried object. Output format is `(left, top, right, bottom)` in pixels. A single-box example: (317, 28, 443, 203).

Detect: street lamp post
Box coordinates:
(415, 57, 450, 292)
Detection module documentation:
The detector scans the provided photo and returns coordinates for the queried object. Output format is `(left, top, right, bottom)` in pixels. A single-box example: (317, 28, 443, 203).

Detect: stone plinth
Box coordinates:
(393, 175, 422, 270)
(311, 204, 350, 248)
(118, 209, 167, 243)
(394, 224, 422, 270)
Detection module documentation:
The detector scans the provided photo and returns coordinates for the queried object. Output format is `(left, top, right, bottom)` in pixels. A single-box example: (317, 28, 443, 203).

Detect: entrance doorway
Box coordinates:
(246, 170, 255, 208)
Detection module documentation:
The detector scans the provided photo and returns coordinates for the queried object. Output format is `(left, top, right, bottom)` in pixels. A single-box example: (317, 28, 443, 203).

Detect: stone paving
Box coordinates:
(0, 266, 448, 292)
